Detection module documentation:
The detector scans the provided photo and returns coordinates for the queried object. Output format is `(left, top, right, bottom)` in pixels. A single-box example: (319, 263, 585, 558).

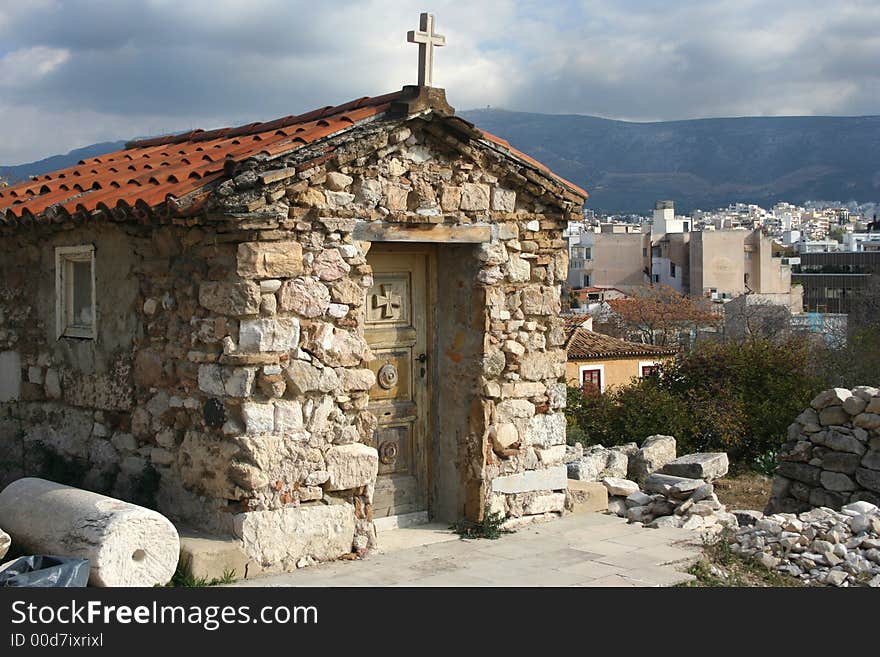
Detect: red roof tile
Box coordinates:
(566, 328, 677, 361)
(0, 88, 586, 222)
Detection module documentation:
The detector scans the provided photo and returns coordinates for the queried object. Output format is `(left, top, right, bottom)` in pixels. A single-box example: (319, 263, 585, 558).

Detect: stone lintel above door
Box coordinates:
(353, 221, 493, 244)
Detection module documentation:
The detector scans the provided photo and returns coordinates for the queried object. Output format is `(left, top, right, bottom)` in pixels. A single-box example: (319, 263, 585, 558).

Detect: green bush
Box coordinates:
(565, 337, 821, 467)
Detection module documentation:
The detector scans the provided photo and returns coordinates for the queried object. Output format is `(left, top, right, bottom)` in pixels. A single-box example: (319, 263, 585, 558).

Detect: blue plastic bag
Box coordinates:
(0, 555, 90, 587)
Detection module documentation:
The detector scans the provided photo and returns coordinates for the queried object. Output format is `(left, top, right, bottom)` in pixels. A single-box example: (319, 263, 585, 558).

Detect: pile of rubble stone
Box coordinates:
(729, 501, 880, 587)
(566, 435, 737, 533)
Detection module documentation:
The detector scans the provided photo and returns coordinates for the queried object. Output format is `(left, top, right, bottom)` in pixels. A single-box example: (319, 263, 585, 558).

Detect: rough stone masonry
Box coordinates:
(767, 386, 880, 514)
(0, 87, 585, 575)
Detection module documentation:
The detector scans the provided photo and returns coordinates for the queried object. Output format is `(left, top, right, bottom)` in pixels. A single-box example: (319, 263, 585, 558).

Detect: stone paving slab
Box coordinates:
(232, 512, 702, 588)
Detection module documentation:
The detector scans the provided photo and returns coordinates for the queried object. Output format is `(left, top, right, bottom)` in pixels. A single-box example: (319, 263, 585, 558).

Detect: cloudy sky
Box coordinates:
(1, 0, 879, 164)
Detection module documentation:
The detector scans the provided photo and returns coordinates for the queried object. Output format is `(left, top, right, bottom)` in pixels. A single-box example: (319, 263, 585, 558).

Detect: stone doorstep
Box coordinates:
(374, 522, 460, 554)
(178, 530, 254, 582)
(374, 511, 430, 532)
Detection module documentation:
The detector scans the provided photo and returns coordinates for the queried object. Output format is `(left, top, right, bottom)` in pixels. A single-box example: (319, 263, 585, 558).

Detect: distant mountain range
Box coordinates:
(460, 110, 880, 213)
(4, 110, 880, 213)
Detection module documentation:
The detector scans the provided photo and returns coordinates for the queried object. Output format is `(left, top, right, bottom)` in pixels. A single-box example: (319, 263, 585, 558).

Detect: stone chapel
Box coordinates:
(0, 14, 587, 575)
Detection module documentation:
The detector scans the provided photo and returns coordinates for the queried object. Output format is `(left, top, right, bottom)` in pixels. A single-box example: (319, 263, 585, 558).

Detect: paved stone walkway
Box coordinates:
(233, 512, 704, 587)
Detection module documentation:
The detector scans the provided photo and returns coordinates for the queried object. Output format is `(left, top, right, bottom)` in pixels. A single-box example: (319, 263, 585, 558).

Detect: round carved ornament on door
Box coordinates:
(378, 363, 398, 389)
(379, 441, 399, 465)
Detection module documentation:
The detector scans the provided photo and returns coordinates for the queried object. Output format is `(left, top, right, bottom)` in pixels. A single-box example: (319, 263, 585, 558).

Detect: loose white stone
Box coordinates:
(660, 452, 729, 481)
(825, 570, 848, 586)
(602, 477, 640, 497)
(626, 491, 653, 507)
(0, 527, 10, 559)
(0, 478, 179, 587)
(842, 501, 878, 517)
(607, 497, 628, 517)
(631, 435, 677, 481)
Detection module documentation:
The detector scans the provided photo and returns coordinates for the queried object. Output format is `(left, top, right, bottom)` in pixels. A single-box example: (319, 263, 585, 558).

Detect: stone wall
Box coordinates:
(0, 111, 580, 571)
(0, 223, 144, 497)
(767, 387, 880, 513)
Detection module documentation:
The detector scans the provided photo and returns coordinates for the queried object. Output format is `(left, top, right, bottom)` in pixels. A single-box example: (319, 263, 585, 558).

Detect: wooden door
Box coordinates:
(364, 248, 431, 519)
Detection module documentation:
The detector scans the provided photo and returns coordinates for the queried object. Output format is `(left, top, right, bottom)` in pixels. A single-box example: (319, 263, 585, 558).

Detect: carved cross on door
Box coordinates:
(373, 284, 402, 318)
(407, 12, 446, 88)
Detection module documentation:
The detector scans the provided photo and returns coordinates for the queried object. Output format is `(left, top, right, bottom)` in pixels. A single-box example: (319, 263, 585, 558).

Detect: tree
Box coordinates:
(565, 336, 821, 468)
(828, 227, 846, 243)
(723, 294, 792, 341)
(605, 284, 719, 346)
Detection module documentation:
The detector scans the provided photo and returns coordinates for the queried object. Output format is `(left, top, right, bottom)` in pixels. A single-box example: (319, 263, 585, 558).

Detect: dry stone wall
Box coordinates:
(0, 112, 580, 571)
(767, 386, 880, 514)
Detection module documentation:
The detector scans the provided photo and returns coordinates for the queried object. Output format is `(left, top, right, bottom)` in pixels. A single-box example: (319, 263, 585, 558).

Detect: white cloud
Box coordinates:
(0, 0, 878, 163)
(0, 46, 69, 86)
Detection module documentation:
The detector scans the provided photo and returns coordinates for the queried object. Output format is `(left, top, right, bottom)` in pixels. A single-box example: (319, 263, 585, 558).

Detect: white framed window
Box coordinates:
(55, 245, 96, 340)
(578, 364, 605, 393)
(639, 360, 661, 378)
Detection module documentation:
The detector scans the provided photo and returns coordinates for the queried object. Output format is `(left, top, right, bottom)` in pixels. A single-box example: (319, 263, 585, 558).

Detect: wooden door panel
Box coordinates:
(373, 475, 421, 517)
(366, 348, 412, 402)
(374, 423, 413, 476)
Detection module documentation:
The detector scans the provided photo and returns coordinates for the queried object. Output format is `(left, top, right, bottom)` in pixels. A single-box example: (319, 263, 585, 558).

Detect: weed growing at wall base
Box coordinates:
(450, 512, 512, 540)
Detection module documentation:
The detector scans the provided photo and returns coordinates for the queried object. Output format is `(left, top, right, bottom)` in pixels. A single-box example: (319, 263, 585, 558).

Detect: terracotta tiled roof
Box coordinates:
(0, 88, 586, 223)
(566, 328, 677, 361)
(0, 91, 403, 222)
(479, 131, 588, 199)
(561, 314, 592, 333)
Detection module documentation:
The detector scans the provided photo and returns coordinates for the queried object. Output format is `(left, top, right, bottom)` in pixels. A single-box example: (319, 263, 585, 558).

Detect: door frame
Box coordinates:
(365, 242, 437, 519)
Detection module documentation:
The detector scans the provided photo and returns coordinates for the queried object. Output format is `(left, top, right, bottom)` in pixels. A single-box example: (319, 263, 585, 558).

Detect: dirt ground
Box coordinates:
(713, 472, 773, 511)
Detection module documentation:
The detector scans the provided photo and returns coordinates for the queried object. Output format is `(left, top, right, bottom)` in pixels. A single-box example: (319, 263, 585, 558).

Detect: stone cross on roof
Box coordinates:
(407, 12, 445, 88)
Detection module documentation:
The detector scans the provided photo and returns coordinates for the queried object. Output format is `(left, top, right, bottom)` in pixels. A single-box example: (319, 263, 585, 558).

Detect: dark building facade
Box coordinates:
(793, 252, 880, 313)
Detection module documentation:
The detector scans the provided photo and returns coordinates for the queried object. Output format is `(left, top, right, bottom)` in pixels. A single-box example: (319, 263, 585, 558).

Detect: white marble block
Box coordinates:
(0, 478, 180, 587)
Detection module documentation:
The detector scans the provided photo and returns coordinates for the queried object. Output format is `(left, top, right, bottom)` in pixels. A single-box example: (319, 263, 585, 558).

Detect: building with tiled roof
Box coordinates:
(0, 14, 588, 579)
(565, 327, 676, 393)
